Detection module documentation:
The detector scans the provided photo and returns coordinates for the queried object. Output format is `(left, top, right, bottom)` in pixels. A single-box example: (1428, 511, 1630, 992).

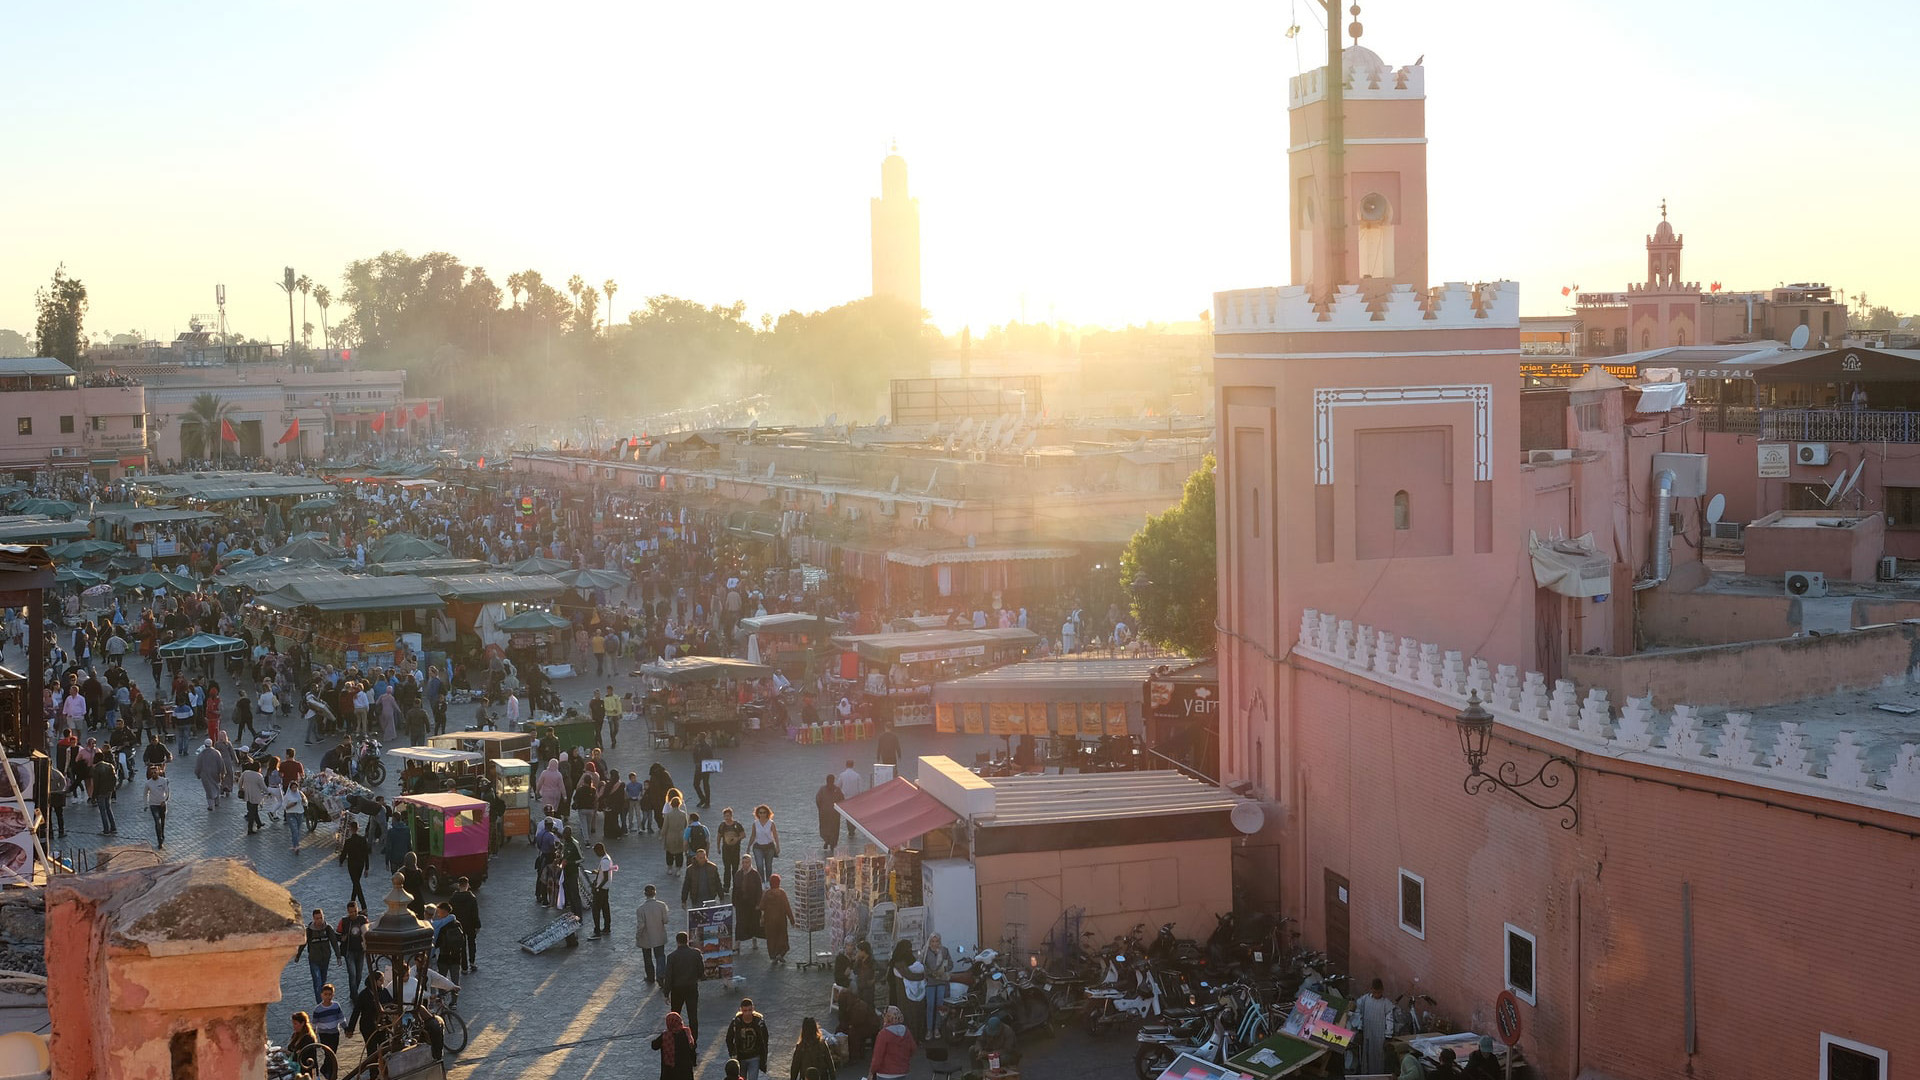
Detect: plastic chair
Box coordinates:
(924, 1043, 962, 1080)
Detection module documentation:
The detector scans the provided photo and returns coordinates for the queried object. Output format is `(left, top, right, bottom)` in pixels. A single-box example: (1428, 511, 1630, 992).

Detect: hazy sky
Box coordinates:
(4, 0, 1915, 344)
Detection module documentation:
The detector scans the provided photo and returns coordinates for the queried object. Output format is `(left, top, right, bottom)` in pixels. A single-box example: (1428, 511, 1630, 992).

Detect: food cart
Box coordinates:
(520, 712, 600, 757)
(637, 656, 773, 748)
(493, 758, 533, 840)
(736, 612, 844, 680)
(390, 746, 487, 796)
(395, 791, 490, 894)
(833, 628, 1041, 727)
(429, 729, 535, 762)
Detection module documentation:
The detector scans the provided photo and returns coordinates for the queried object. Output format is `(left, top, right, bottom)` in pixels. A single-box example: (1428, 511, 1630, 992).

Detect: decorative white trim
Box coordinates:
(1312, 384, 1492, 484)
(1819, 1033, 1887, 1079)
(1398, 868, 1426, 940)
(1504, 923, 1537, 1005)
(1288, 136, 1431, 153)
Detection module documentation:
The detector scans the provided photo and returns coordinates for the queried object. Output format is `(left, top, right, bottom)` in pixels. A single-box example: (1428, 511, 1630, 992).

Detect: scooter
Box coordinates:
(1134, 997, 1232, 1080)
(1083, 953, 1174, 1036)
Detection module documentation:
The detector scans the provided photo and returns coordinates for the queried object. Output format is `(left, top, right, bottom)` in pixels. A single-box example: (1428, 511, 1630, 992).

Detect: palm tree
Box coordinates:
(602, 279, 618, 333)
(276, 267, 297, 353)
(179, 392, 238, 463)
(567, 275, 585, 318)
(506, 271, 526, 309)
(312, 284, 332, 349)
(296, 274, 313, 345)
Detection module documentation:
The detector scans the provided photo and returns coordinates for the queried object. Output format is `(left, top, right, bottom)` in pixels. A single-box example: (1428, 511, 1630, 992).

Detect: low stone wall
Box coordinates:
(1568, 621, 1917, 710)
(1852, 598, 1920, 627)
(1639, 589, 1801, 647)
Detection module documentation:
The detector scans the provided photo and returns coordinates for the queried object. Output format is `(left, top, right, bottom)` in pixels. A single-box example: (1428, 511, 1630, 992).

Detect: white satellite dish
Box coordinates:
(1836, 459, 1868, 503)
(1231, 800, 1266, 835)
(1705, 493, 1726, 526)
(1789, 324, 1812, 350)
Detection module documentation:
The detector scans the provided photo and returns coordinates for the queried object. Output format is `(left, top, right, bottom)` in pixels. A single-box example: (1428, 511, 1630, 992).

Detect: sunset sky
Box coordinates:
(3, 0, 1915, 345)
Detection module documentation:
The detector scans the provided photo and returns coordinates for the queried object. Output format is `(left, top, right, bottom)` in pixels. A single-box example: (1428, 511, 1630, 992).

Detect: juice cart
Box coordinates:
(391, 746, 488, 796)
(492, 757, 533, 840)
(431, 729, 536, 762)
(395, 791, 491, 894)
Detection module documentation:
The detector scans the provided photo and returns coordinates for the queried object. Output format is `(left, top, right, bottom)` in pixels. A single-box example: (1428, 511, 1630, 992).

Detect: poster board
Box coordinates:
(961, 703, 984, 735)
(689, 902, 736, 980)
(935, 703, 956, 734)
(1057, 702, 1078, 734)
(988, 703, 1018, 736)
(1026, 702, 1051, 736)
(1155, 1052, 1258, 1080)
(1080, 702, 1106, 736)
(1104, 701, 1129, 736)
(1279, 987, 1354, 1049)
(0, 758, 37, 885)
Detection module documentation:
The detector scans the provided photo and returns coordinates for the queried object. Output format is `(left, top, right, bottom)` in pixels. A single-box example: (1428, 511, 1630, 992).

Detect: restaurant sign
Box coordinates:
(897, 644, 986, 664)
(1148, 678, 1221, 722)
(1758, 443, 1792, 478)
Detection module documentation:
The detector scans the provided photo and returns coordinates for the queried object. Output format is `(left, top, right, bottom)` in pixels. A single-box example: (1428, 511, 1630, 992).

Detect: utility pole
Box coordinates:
(1321, 2, 1354, 290)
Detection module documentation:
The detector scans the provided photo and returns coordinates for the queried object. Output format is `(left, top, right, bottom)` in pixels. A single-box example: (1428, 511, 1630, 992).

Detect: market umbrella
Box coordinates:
(106, 552, 146, 572)
(509, 556, 572, 576)
(114, 570, 199, 592)
(48, 538, 123, 560)
(292, 497, 338, 514)
(496, 609, 574, 632)
(218, 548, 258, 564)
(12, 498, 78, 518)
(80, 583, 114, 609)
(552, 568, 629, 591)
(53, 566, 106, 585)
(368, 534, 451, 563)
(274, 536, 345, 562)
(157, 632, 248, 658)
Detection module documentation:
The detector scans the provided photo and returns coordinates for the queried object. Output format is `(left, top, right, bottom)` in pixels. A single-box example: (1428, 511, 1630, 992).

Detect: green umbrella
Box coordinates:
(53, 566, 107, 585)
(274, 536, 344, 562)
(509, 556, 572, 575)
(13, 498, 78, 518)
(293, 497, 338, 514)
(115, 570, 198, 592)
(369, 534, 451, 563)
(496, 609, 574, 632)
(218, 548, 257, 564)
(552, 568, 629, 591)
(157, 632, 247, 658)
(48, 539, 123, 560)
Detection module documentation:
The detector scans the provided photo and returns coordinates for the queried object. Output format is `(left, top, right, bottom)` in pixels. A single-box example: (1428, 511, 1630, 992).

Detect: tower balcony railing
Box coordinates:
(1759, 408, 1920, 444)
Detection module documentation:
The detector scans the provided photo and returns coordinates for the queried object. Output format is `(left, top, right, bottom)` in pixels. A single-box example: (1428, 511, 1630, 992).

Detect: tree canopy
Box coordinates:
(33, 265, 87, 365)
(1120, 456, 1217, 657)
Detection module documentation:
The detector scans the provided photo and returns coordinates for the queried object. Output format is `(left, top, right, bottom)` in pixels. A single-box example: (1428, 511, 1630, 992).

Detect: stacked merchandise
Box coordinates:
(790, 858, 829, 933)
(855, 853, 889, 904)
(826, 883, 864, 955)
(867, 900, 897, 1004)
(888, 848, 923, 907)
(689, 903, 737, 981)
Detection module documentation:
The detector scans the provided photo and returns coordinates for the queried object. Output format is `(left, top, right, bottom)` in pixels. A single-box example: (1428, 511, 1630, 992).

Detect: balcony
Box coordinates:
(1760, 408, 1920, 444)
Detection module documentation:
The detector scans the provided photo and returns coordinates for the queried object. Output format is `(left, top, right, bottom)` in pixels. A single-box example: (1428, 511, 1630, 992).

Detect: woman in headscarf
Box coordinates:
(921, 933, 953, 1039)
(651, 1010, 695, 1080)
(536, 759, 567, 817)
(661, 790, 689, 872)
(731, 854, 763, 951)
(759, 872, 793, 964)
(787, 1015, 835, 1079)
(1398, 1049, 1429, 1079)
(868, 1005, 916, 1080)
(832, 987, 880, 1063)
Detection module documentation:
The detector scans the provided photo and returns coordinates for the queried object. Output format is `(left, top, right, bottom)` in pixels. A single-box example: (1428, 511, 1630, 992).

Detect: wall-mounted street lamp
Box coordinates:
(1454, 691, 1580, 829)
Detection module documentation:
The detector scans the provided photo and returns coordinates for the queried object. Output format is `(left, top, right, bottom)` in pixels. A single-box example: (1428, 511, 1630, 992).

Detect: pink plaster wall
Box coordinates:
(1636, 589, 1801, 647)
(972, 838, 1232, 959)
(1564, 619, 1916, 709)
(1743, 510, 1885, 582)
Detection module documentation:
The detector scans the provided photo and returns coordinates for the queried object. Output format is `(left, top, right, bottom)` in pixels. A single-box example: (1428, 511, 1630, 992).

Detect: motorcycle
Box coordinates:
(351, 735, 386, 786)
(1084, 952, 1194, 1036)
(1133, 998, 1232, 1080)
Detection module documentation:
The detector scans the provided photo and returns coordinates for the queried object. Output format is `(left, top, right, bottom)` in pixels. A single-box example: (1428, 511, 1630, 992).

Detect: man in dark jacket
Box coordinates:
(400, 852, 428, 918)
(447, 876, 482, 972)
(662, 931, 705, 1041)
(345, 970, 393, 1052)
(338, 820, 372, 908)
(90, 756, 119, 834)
(724, 997, 770, 1079)
(680, 848, 723, 908)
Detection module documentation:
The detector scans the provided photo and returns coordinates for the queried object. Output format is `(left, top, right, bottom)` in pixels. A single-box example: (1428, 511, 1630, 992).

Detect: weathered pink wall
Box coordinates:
(1851, 598, 1920, 627)
(1743, 510, 1886, 582)
(1565, 620, 1916, 709)
(972, 837, 1232, 960)
(1637, 590, 1801, 647)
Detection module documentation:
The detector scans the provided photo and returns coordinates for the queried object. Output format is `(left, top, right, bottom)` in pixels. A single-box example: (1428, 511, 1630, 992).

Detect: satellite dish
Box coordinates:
(1705, 494, 1726, 526)
(1789, 324, 1812, 350)
(1231, 800, 1266, 835)
(1836, 459, 1868, 502)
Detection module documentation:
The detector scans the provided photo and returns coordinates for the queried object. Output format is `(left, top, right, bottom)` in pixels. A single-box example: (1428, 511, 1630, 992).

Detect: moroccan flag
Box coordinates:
(275, 418, 300, 446)
(220, 419, 239, 443)
(371, 412, 385, 433)
(413, 403, 429, 420)
(393, 407, 407, 428)
(476, 456, 485, 469)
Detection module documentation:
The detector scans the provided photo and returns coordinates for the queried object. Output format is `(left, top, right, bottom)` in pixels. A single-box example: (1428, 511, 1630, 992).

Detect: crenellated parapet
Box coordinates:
(1291, 607, 1920, 820)
(1214, 281, 1519, 335)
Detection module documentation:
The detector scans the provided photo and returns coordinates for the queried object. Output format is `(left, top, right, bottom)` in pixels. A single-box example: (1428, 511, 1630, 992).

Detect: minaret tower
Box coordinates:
(870, 142, 923, 312)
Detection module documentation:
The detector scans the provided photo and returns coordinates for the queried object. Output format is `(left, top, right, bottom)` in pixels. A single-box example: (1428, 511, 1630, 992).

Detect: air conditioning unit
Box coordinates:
(845, 506, 862, 521)
(1527, 448, 1576, 464)
(1796, 443, 1830, 466)
(1709, 521, 1745, 541)
(1784, 570, 1827, 597)
(878, 499, 897, 517)
(912, 514, 931, 530)
(1880, 556, 1900, 582)
(48, 448, 64, 458)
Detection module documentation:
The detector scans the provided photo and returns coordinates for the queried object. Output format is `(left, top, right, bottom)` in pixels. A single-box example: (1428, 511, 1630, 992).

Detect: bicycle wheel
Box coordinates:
(438, 1006, 469, 1054)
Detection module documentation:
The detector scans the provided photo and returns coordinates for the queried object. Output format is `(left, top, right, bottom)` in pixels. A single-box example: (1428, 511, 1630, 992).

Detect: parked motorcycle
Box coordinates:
(351, 735, 386, 786)
(1134, 1002, 1231, 1080)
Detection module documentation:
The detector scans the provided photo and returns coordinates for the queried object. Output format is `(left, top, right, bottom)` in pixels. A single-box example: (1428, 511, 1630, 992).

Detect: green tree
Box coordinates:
(1120, 456, 1218, 657)
(178, 392, 238, 462)
(312, 284, 332, 349)
(602, 279, 618, 333)
(32, 265, 88, 365)
(296, 273, 313, 345)
(0, 329, 34, 357)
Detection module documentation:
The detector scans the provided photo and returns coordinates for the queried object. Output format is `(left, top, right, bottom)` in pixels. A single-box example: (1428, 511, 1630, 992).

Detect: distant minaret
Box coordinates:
(870, 142, 922, 312)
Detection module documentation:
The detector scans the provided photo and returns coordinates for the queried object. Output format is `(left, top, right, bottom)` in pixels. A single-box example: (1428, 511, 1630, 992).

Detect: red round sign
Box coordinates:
(1495, 990, 1524, 1045)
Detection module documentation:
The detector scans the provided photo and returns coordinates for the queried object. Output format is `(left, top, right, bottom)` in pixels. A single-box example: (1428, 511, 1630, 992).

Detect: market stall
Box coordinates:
(832, 627, 1041, 728)
(253, 575, 445, 666)
(736, 612, 844, 680)
(636, 656, 773, 747)
(428, 729, 534, 762)
(930, 657, 1183, 769)
(390, 746, 487, 796)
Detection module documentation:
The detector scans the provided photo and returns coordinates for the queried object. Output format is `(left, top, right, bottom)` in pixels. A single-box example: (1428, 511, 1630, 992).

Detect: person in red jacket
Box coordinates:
(868, 1006, 916, 1080)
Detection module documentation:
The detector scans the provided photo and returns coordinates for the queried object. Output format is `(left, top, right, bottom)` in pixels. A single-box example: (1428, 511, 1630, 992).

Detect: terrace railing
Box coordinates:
(1761, 408, 1920, 444)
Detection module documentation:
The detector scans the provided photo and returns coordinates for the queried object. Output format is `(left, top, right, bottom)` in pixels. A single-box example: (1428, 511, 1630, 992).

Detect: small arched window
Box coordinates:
(1642, 330, 1652, 349)
(1676, 329, 1687, 346)
(1393, 490, 1411, 530)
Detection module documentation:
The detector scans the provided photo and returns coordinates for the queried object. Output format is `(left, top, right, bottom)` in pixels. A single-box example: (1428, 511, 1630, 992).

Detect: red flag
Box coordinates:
(393, 407, 407, 428)
(371, 412, 385, 433)
(476, 456, 486, 469)
(413, 403, 429, 420)
(1561, 286, 1571, 296)
(275, 418, 300, 446)
(220, 419, 239, 443)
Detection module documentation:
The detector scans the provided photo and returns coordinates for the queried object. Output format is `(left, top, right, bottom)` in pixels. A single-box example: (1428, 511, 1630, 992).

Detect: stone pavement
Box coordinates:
(47, 658, 1139, 1080)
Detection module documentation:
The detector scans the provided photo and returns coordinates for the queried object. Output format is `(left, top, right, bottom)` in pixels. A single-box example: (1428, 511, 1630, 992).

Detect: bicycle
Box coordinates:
(412, 983, 469, 1054)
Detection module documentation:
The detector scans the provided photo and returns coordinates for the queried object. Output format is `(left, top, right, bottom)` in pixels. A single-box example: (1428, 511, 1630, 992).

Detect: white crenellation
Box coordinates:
(1371, 631, 1396, 675)
(1299, 609, 1321, 649)
(1353, 624, 1374, 668)
(1767, 721, 1813, 777)
(1335, 620, 1355, 660)
(1318, 613, 1338, 656)
(1395, 637, 1419, 681)
(1493, 665, 1521, 713)
(1577, 688, 1613, 739)
(1547, 679, 1580, 730)
(1889, 745, 1920, 801)
(1416, 643, 1441, 687)
(1613, 695, 1655, 750)
(1823, 731, 1874, 791)
(1715, 712, 1759, 769)
(1466, 657, 1492, 699)
(1213, 279, 1520, 335)
(1441, 651, 1467, 697)
(1663, 705, 1708, 760)
(1517, 672, 1550, 723)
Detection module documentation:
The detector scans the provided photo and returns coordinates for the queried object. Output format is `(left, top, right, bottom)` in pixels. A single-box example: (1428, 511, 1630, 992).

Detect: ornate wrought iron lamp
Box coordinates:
(1454, 691, 1579, 829)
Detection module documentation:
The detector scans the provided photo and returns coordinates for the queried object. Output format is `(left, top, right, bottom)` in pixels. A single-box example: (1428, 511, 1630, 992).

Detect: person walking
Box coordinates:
(311, 983, 344, 1079)
(560, 826, 586, 947)
(434, 903, 467, 993)
(661, 791, 689, 873)
(681, 848, 722, 908)
(651, 1010, 695, 1080)
(572, 770, 600, 842)
(401, 852, 428, 918)
(662, 933, 704, 1041)
(715, 808, 745, 893)
(760, 872, 793, 964)
(869, 1006, 917, 1080)
(240, 762, 267, 834)
(336, 903, 368, 1001)
(691, 732, 715, 808)
(814, 774, 842, 857)
(749, 804, 780, 881)
(142, 764, 170, 848)
(732, 856, 763, 953)
(635, 883, 669, 984)
(536, 760, 567, 818)
(194, 739, 223, 811)
(295, 907, 339, 1003)
(724, 998, 770, 1080)
(836, 759, 862, 844)
(91, 754, 119, 834)
(1356, 978, 1395, 1074)
(383, 807, 412, 873)
(589, 841, 614, 937)
(602, 685, 622, 749)
(346, 970, 392, 1056)
(338, 819, 371, 909)
(788, 1016, 835, 1079)
(448, 876, 481, 972)
(282, 784, 307, 853)
(875, 721, 900, 767)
